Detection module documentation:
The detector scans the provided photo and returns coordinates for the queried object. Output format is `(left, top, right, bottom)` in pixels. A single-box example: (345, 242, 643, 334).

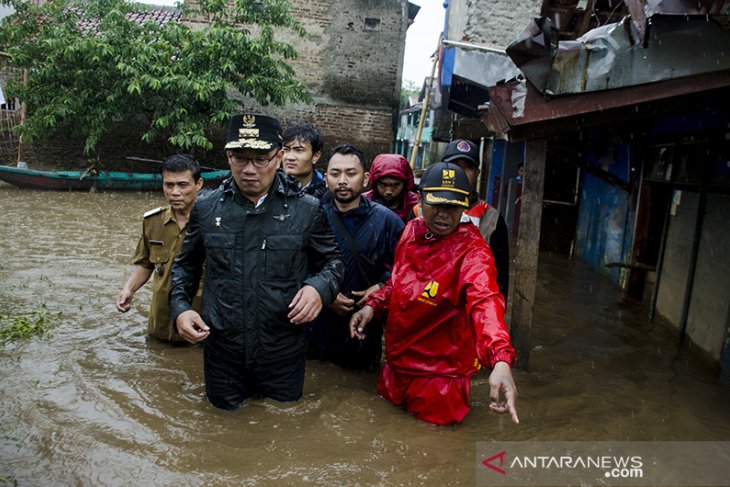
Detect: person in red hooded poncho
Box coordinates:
(350, 162, 519, 426)
(363, 154, 419, 223)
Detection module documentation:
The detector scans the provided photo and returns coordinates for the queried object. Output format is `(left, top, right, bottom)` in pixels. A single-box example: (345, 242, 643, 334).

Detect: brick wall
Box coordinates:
(23, 102, 396, 170)
(25, 117, 212, 170)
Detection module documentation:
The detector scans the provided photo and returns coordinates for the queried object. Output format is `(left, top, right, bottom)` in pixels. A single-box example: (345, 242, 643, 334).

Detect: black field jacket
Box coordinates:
(170, 170, 344, 364)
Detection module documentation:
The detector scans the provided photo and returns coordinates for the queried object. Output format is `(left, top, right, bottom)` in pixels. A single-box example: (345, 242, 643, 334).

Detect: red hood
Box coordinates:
(369, 154, 415, 190)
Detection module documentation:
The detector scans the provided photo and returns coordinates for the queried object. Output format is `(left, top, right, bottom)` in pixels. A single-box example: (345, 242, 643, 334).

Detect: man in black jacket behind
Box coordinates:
(170, 113, 344, 410)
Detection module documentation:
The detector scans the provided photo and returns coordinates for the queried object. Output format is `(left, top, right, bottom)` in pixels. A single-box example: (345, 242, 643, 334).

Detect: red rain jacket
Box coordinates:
(366, 218, 516, 377)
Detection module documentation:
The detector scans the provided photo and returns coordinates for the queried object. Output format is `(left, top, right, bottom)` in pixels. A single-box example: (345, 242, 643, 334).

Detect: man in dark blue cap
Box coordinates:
(442, 139, 510, 303)
(170, 113, 344, 410)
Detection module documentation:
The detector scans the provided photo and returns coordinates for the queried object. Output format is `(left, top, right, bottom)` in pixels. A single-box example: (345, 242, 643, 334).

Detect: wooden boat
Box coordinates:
(0, 165, 230, 191)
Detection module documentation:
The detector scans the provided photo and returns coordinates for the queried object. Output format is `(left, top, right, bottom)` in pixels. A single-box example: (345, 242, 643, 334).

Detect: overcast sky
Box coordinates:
(136, 0, 445, 87)
(402, 1, 446, 86)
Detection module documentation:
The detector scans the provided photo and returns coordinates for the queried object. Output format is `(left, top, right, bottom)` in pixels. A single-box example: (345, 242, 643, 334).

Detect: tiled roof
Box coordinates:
(125, 8, 181, 26)
(73, 6, 181, 32)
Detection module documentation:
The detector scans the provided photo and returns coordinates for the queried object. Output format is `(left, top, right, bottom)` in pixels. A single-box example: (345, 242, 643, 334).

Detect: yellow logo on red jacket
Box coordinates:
(418, 280, 439, 306)
(422, 280, 439, 298)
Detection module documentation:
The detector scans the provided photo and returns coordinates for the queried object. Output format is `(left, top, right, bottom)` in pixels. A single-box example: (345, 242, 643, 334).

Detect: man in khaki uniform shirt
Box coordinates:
(116, 154, 205, 341)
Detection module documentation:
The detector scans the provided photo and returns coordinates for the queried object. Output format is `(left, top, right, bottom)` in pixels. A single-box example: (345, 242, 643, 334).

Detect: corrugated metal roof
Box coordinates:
(625, 0, 730, 42)
(508, 1, 730, 97)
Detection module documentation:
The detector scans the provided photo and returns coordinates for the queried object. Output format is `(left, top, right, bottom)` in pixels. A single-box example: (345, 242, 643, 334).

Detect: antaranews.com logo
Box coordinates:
(482, 449, 643, 479)
(476, 441, 730, 486)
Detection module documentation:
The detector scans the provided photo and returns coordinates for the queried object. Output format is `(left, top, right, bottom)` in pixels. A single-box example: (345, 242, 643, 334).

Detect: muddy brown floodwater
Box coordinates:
(1, 185, 729, 486)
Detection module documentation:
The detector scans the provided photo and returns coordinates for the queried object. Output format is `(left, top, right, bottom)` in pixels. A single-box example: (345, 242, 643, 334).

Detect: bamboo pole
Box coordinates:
(409, 33, 441, 170)
(476, 136, 485, 194)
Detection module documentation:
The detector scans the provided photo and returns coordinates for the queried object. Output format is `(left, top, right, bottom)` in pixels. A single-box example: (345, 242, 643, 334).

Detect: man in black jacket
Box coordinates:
(170, 113, 344, 410)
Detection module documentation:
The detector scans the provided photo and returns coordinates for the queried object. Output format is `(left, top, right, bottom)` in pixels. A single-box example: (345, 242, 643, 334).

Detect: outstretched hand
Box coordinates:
(349, 305, 375, 340)
(488, 361, 519, 424)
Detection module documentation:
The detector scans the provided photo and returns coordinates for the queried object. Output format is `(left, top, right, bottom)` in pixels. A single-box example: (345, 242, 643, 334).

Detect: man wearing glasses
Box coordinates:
(170, 113, 344, 410)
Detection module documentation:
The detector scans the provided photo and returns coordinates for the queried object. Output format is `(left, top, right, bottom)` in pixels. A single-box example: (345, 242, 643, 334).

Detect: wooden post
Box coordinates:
(720, 304, 730, 385)
(577, 0, 595, 37)
(510, 138, 547, 370)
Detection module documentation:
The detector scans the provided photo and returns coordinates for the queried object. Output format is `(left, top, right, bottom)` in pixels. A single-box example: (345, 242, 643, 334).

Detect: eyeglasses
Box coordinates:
(229, 151, 279, 168)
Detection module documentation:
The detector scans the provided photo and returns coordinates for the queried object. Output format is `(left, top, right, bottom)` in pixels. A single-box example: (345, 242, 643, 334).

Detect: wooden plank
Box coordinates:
(510, 138, 547, 370)
(721, 304, 730, 386)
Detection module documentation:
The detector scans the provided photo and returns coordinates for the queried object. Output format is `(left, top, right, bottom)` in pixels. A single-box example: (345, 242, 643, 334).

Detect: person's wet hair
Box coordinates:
(162, 154, 201, 181)
(283, 122, 324, 154)
(327, 144, 368, 171)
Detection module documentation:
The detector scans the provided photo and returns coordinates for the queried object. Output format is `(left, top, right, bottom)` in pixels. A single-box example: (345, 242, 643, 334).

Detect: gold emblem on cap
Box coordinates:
(242, 114, 256, 127)
(442, 169, 456, 187)
(424, 192, 469, 207)
(246, 140, 273, 149)
(238, 128, 260, 138)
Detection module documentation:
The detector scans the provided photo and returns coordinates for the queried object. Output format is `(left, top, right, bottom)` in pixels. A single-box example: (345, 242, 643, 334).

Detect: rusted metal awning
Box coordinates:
(625, 0, 730, 44)
(481, 70, 730, 140)
(440, 40, 520, 117)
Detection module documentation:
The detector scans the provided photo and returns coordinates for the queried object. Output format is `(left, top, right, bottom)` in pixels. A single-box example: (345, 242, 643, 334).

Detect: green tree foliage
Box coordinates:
(400, 79, 419, 110)
(0, 0, 311, 154)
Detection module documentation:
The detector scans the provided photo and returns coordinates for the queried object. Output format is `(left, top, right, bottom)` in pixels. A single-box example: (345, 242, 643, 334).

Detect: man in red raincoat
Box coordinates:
(350, 162, 519, 425)
(362, 153, 418, 223)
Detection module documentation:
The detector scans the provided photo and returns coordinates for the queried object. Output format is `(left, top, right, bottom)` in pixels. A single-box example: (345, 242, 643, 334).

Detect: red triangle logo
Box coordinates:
(482, 450, 507, 475)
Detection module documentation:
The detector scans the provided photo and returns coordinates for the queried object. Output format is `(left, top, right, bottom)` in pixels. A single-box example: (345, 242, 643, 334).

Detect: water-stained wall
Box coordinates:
(217, 0, 409, 160)
(446, 0, 542, 49)
(657, 191, 730, 361)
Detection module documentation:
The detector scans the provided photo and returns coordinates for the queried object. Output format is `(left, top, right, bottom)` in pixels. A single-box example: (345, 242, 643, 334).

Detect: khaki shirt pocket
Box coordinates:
(149, 241, 170, 265)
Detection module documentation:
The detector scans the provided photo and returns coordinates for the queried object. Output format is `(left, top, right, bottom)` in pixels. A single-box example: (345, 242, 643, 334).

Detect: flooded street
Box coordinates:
(1, 185, 729, 486)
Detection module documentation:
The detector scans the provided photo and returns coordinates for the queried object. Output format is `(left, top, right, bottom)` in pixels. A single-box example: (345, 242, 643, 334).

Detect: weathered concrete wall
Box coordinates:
(656, 190, 698, 328)
(264, 0, 408, 161)
(686, 193, 730, 360)
(655, 191, 730, 361)
(446, 0, 541, 49)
